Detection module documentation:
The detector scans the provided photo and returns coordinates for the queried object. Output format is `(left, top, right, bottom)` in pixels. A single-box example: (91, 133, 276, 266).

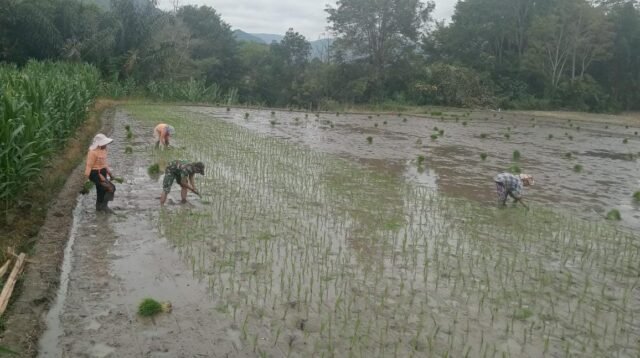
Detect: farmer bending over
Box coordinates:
(85, 133, 117, 213)
(160, 160, 205, 205)
(154, 123, 175, 149)
(494, 173, 534, 209)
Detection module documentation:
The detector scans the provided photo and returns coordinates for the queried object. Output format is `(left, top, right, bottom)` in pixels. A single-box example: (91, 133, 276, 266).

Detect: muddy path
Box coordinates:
(36, 109, 260, 357)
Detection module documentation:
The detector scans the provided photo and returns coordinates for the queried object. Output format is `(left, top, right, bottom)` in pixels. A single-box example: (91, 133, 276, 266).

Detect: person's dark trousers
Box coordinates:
(89, 168, 116, 208)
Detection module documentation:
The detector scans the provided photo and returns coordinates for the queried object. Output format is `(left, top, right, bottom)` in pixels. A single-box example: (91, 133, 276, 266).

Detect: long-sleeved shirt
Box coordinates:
(84, 148, 109, 177)
(494, 173, 524, 198)
(154, 123, 170, 145)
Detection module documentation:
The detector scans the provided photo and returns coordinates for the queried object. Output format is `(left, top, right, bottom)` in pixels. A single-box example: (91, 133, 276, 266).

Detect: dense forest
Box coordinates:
(1, 0, 639, 112)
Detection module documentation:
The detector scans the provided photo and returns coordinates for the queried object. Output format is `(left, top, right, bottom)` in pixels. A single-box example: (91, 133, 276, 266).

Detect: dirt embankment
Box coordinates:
(0, 107, 115, 356)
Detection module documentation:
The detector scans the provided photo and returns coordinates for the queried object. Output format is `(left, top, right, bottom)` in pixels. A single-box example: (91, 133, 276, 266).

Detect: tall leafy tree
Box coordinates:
(326, 0, 434, 99)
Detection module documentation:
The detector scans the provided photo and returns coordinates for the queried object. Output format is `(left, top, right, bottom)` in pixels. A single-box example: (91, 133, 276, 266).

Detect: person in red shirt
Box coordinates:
(85, 133, 116, 213)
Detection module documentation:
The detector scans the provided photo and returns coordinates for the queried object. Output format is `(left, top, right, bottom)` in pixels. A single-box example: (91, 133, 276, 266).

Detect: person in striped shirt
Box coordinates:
(494, 173, 534, 209)
(85, 133, 116, 213)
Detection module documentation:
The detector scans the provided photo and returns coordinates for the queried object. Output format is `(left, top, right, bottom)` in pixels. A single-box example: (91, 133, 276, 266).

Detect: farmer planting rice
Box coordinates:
(494, 172, 534, 209)
(85, 133, 117, 213)
(160, 160, 205, 205)
(154, 123, 175, 149)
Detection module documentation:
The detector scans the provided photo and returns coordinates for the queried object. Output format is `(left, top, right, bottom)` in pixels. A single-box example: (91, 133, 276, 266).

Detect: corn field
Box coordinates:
(0, 61, 100, 205)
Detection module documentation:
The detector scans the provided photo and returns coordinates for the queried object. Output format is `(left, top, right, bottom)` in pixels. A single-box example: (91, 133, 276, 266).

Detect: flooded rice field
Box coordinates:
(39, 105, 639, 357)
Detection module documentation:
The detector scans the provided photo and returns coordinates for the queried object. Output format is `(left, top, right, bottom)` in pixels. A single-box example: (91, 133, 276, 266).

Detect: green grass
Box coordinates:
(606, 209, 621, 221)
(138, 298, 163, 317)
(430, 111, 442, 116)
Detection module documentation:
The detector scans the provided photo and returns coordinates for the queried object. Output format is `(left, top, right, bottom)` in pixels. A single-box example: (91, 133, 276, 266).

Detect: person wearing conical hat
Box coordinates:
(493, 172, 534, 209)
(84, 133, 116, 214)
(154, 123, 175, 149)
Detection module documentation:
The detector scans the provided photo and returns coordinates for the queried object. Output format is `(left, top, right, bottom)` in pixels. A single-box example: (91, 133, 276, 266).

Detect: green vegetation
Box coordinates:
(138, 298, 163, 317)
(623, 138, 629, 144)
(633, 191, 640, 202)
(480, 153, 488, 161)
(148, 163, 160, 175)
(606, 209, 622, 221)
(509, 164, 521, 174)
(573, 164, 583, 173)
(480, 133, 488, 139)
(125, 146, 133, 154)
(438, 129, 445, 136)
(548, 134, 553, 140)
(0, 62, 99, 205)
(417, 155, 425, 165)
(430, 134, 439, 140)
(366, 136, 373, 144)
(504, 133, 511, 139)
(565, 152, 573, 159)
(512, 150, 521, 161)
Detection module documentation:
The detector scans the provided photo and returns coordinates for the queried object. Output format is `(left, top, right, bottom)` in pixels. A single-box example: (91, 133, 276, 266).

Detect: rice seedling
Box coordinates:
(271, 111, 276, 116)
(626, 125, 629, 129)
(112, 177, 124, 184)
(633, 191, 640, 202)
(568, 135, 574, 140)
(480, 133, 488, 139)
(127, 131, 133, 139)
(430, 134, 438, 140)
(417, 155, 425, 165)
(336, 112, 340, 116)
(509, 164, 521, 174)
(431, 111, 442, 116)
(366, 136, 373, 144)
(383, 121, 387, 125)
(330, 123, 335, 128)
(576, 126, 580, 131)
(227, 107, 231, 112)
(138, 298, 163, 317)
(125, 146, 133, 154)
(512, 150, 521, 161)
(605, 209, 621, 221)
(573, 164, 583, 173)
(605, 125, 609, 129)
(403, 118, 407, 122)
(147, 163, 160, 175)
(480, 153, 487, 161)
(374, 123, 378, 128)
(245, 113, 250, 119)
(80, 180, 93, 195)
(125, 125, 131, 131)
(623, 138, 628, 144)
(462, 121, 468, 126)
(270, 120, 277, 126)
(565, 152, 573, 159)
(635, 131, 638, 136)
(433, 126, 439, 131)
(439, 129, 444, 136)
(368, 115, 372, 119)
(504, 133, 510, 139)
(548, 134, 553, 140)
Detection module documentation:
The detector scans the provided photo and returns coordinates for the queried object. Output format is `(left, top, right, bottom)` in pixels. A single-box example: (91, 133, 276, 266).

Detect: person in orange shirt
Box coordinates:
(85, 133, 116, 213)
(154, 123, 175, 149)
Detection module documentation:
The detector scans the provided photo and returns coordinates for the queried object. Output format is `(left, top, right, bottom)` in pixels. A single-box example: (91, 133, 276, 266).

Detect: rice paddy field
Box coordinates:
(109, 104, 640, 357)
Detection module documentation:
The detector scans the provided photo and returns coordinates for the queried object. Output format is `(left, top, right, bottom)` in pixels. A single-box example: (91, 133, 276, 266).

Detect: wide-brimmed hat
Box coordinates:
(519, 174, 534, 185)
(193, 162, 205, 175)
(89, 133, 113, 150)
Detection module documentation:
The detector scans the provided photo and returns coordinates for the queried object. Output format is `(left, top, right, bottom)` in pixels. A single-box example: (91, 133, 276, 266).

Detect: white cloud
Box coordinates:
(158, 0, 457, 39)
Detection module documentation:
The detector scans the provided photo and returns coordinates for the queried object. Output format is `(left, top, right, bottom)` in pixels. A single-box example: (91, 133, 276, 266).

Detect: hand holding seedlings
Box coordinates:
(154, 123, 175, 150)
(159, 160, 205, 205)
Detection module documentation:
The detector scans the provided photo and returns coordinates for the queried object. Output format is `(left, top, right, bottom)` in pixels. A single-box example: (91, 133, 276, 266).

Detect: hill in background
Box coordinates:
(233, 30, 333, 60)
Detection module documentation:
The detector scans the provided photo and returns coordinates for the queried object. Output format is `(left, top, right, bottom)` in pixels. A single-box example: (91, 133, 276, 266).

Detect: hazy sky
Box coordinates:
(158, 0, 457, 40)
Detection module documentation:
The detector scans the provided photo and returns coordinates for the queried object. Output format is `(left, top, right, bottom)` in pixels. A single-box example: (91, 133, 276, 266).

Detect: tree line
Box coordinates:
(1, 0, 638, 112)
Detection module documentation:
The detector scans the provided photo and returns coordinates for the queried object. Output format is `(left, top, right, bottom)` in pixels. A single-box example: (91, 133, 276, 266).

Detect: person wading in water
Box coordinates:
(160, 160, 205, 206)
(154, 123, 175, 149)
(493, 172, 534, 209)
(85, 133, 117, 213)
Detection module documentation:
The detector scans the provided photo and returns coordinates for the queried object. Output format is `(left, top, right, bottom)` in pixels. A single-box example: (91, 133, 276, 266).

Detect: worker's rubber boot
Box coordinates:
(104, 191, 114, 202)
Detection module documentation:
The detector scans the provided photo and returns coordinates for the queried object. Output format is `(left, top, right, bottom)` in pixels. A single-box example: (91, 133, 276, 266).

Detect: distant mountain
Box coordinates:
(310, 38, 333, 60)
(233, 30, 266, 44)
(251, 33, 284, 44)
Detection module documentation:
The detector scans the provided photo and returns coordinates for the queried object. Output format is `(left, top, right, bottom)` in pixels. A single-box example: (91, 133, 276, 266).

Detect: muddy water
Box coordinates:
(186, 106, 640, 231)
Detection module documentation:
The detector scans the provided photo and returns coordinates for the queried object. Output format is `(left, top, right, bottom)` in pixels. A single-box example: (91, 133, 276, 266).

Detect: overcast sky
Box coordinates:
(158, 0, 457, 40)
